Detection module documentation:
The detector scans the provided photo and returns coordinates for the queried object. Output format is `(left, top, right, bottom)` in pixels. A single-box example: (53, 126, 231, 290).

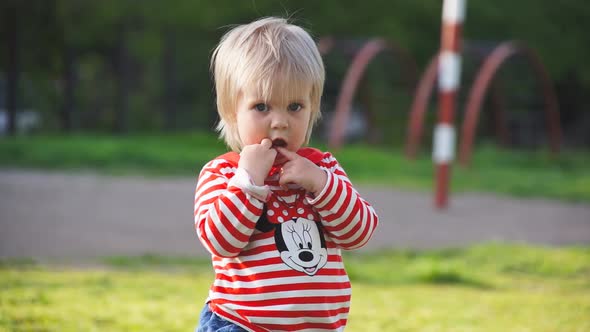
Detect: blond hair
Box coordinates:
(211, 17, 325, 151)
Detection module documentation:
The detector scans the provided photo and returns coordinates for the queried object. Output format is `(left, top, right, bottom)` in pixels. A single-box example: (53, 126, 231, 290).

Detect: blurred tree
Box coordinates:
(1, 0, 588, 145)
(3, 2, 19, 136)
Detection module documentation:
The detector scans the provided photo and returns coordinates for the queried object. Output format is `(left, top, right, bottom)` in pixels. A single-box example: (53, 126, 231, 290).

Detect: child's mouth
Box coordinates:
(272, 138, 287, 148)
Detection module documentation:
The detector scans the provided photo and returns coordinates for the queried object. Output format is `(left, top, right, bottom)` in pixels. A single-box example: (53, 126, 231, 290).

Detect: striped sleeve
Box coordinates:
(308, 153, 379, 250)
(194, 159, 264, 257)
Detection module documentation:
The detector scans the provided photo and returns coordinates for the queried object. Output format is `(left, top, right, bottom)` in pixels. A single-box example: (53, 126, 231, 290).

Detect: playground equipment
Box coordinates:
(319, 37, 562, 209)
(320, 0, 562, 209)
(318, 37, 419, 149)
(433, 0, 466, 208)
(458, 41, 562, 165)
(404, 41, 562, 166)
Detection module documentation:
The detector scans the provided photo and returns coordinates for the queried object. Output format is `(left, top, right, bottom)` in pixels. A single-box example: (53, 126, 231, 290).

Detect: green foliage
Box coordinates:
(1, 243, 589, 331)
(1, 133, 590, 201)
(3, 0, 588, 134)
(0, 133, 225, 175)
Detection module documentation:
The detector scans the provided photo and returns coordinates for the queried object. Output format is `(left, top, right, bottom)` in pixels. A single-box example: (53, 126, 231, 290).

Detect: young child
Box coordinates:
(194, 17, 379, 332)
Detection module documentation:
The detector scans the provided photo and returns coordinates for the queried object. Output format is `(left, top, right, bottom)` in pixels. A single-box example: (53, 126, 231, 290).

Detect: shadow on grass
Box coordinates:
(413, 267, 490, 288)
(343, 247, 496, 289)
(346, 260, 493, 289)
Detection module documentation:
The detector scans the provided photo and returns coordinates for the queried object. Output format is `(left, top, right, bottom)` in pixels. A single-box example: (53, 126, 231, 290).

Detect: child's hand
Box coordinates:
(239, 138, 277, 186)
(275, 147, 328, 196)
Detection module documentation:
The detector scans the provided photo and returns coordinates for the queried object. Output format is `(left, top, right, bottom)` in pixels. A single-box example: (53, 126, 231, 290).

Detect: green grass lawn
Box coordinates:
(1, 132, 589, 202)
(1, 243, 589, 331)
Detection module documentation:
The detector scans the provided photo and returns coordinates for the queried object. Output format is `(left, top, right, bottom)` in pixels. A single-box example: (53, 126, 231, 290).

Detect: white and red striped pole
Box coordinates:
(434, 0, 466, 209)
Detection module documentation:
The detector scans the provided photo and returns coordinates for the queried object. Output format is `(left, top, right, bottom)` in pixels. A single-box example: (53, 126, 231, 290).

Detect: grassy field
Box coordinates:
(1, 133, 589, 201)
(1, 243, 589, 331)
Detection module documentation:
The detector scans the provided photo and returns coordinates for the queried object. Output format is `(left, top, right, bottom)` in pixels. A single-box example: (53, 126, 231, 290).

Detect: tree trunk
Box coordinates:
(114, 25, 130, 134)
(162, 29, 177, 130)
(62, 46, 76, 132)
(4, 5, 19, 136)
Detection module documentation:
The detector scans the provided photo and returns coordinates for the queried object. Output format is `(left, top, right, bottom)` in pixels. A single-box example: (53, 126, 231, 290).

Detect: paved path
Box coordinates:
(1, 170, 589, 259)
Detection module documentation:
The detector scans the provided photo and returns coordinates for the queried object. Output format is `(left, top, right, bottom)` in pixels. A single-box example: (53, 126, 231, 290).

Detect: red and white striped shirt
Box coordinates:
(194, 147, 379, 331)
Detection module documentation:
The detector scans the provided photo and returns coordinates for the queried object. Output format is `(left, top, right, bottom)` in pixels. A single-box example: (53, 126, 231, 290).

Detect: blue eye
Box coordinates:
(254, 103, 268, 112)
(288, 103, 302, 112)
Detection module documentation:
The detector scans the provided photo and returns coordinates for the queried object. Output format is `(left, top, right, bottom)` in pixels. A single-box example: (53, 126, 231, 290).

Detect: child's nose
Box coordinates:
(270, 112, 288, 129)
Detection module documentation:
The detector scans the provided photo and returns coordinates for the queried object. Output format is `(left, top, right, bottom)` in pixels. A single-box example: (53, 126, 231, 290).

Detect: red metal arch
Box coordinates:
(405, 54, 439, 158)
(319, 37, 419, 149)
(459, 41, 562, 166)
(404, 53, 501, 159)
(405, 41, 562, 162)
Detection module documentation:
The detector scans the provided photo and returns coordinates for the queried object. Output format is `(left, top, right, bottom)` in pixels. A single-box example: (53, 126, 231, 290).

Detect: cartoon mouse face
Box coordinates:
(275, 217, 328, 276)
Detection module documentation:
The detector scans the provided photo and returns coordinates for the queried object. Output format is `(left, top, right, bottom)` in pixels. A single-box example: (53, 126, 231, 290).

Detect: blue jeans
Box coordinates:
(196, 303, 247, 332)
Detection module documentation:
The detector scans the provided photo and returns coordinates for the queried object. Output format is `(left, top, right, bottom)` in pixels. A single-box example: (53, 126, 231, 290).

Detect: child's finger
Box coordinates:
(278, 170, 291, 190)
(275, 147, 298, 160)
(260, 138, 272, 149)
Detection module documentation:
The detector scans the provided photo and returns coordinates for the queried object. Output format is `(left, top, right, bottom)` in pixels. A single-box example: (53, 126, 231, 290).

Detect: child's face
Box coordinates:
(236, 85, 312, 164)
